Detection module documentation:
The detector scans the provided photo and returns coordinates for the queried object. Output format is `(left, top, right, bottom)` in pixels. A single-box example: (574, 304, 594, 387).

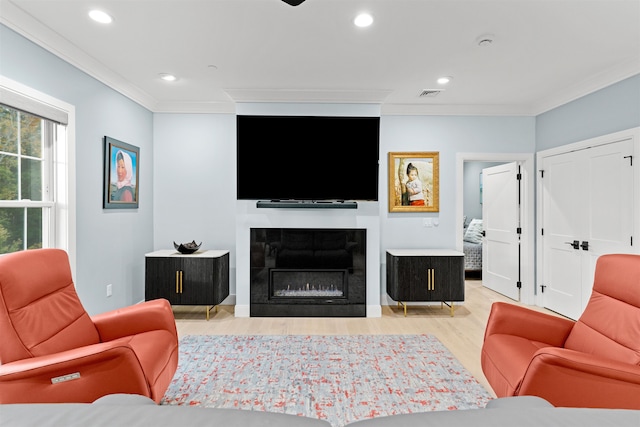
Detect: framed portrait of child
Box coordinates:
(388, 152, 439, 212)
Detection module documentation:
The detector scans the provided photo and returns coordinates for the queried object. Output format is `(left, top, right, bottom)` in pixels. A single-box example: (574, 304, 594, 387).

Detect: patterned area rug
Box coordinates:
(162, 334, 492, 427)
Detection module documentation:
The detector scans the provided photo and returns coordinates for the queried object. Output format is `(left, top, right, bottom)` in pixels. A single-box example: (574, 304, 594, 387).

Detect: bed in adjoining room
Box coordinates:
(463, 218, 483, 275)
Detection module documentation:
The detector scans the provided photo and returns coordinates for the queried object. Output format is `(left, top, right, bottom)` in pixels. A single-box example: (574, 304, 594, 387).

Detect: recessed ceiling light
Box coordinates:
(437, 76, 452, 85)
(159, 73, 177, 82)
(354, 13, 373, 28)
(88, 10, 113, 24)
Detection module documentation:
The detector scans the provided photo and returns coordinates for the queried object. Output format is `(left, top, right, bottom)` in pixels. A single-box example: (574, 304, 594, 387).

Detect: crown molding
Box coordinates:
(1, 1, 157, 110)
(381, 103, 534, 116)
(222, 88, 393, 104)
(530, 57, 640, 116)
(152, 101, 237, 114)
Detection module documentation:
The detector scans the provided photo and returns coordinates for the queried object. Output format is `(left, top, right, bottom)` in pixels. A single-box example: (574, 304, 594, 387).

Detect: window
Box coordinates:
(0, 76, 74, 262)
(0, 105, 55, 253)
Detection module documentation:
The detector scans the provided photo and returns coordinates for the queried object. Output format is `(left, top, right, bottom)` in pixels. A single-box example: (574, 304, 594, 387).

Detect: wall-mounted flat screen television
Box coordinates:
(237, 115, 380, 201)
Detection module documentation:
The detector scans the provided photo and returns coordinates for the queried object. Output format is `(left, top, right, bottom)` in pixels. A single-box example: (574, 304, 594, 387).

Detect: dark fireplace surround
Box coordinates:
(250, 228, 366, 317)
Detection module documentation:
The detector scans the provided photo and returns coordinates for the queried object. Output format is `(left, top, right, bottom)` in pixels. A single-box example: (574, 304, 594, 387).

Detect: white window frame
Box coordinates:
(0, 75, 76, 275)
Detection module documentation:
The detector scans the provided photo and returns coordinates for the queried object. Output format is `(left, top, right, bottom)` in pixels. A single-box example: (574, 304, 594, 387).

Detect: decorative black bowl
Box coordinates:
(173, 240, 202, 254)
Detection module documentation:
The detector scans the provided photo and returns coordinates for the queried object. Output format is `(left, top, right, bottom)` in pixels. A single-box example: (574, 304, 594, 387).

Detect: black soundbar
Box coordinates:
(256, 200, 358, 209)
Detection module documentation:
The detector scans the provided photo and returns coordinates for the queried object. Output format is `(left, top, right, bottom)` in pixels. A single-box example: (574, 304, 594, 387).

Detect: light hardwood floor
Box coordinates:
(173, 277, 560, 396)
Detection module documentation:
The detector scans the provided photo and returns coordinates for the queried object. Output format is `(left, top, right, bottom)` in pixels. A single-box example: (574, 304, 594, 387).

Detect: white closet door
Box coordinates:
(541, 138, 634, 319)
(541, 150, 585, 319)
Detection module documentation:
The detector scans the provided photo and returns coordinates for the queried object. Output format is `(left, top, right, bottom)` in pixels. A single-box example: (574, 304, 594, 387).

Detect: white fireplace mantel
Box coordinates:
(234, 200, 381, 317)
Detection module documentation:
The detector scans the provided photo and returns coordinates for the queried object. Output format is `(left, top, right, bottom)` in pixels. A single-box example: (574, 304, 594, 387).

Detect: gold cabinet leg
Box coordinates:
(204, 305, 219, 321)
(397, 301, 407, 317)
(441, 301, 455, 317)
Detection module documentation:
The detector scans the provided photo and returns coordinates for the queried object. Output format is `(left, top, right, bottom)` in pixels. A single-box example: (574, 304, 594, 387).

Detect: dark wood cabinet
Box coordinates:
(386, 249, 464, 316)
(145, 250, 229, 319)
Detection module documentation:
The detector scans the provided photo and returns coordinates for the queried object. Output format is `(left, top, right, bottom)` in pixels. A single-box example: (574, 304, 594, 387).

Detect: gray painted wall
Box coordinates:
(152, 113, 535, 301)
(536, 74, 640, 150)
(152, 113, 238, 294)
(2, 22, 638, 314)
(379, 116, 534, 253)
(1, 25, 154, 315)
(463, 161, 504, 223)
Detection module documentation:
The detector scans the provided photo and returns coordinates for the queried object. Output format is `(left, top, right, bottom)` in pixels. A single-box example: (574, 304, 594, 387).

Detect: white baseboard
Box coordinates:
(366, 304, 382, 318)
(234, 304, 250, 317)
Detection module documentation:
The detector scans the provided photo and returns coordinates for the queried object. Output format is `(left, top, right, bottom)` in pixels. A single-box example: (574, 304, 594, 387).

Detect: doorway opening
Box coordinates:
(462, 160, 506, 281)
(456, 153, 535, 306)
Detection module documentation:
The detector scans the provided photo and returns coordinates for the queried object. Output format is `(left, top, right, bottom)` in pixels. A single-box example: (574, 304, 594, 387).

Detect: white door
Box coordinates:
(541, 139, 635, 319)
(540, 151, 584, 318)
(482, 162, 521, 301)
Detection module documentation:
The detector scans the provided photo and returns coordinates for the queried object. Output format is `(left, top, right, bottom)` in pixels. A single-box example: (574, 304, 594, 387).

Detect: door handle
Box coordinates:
(580, 241, 589, 251)
(565, 240, 580, 250)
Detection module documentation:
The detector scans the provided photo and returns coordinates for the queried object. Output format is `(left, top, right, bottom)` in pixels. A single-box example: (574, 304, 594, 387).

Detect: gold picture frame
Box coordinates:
(388, 152, 439, 212)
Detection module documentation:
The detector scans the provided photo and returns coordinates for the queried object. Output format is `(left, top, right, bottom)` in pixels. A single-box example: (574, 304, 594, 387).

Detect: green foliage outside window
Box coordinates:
(0, 105, 45, 253)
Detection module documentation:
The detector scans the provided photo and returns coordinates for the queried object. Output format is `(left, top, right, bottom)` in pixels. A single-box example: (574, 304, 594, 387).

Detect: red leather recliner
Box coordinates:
(481, 253, 640, 409)
(0, 248, 179, 404)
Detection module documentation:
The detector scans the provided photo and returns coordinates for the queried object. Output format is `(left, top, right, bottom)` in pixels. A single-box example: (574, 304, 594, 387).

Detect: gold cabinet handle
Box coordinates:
(175, 271, 179, 293)
(179, 271, 183, 293)
(427, 268, 435, 290)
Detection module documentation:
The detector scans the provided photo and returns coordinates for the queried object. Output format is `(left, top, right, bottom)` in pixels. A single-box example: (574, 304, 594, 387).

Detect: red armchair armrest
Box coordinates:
(0, 341, 150, 403)
(519, 347, 640, 409)
(484, 302, 575, 347)
(91, 298, 177, 342)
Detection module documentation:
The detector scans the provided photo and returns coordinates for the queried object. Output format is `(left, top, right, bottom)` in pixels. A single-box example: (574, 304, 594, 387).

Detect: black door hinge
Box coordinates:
(516, 173, 522, 180)
(516, 281, 522, 289)
(517, 227, 522, 234)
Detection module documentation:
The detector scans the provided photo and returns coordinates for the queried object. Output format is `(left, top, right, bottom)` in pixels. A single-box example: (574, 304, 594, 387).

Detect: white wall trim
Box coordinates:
(234, 200, 381, 318)
(234, 304, 250, 318)
(0, 74, 76, 277)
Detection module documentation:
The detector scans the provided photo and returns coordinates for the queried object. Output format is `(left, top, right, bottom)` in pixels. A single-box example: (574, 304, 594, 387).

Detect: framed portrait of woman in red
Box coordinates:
(103, 136, 139, 209)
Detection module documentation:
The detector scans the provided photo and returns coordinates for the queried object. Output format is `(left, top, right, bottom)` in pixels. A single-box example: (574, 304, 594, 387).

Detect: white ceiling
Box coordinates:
(2, 0, 639, 115)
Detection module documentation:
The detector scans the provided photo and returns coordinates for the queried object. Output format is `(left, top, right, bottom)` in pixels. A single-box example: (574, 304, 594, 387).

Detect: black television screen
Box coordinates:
(237, 115, 380, 201)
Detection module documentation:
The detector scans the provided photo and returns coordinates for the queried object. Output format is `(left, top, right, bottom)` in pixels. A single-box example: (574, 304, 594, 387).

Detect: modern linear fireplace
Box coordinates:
(250, 228, 366, 317)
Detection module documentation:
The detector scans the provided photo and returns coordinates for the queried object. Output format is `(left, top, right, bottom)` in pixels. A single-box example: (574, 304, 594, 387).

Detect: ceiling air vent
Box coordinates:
(418, 89, 443, 98)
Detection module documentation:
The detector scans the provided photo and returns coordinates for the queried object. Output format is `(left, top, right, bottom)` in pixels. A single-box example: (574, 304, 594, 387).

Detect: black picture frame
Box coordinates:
(103, 136, 139, 209)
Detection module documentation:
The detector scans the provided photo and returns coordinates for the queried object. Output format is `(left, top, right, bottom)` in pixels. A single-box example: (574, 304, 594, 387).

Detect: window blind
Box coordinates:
(0, 86, 68, 125)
